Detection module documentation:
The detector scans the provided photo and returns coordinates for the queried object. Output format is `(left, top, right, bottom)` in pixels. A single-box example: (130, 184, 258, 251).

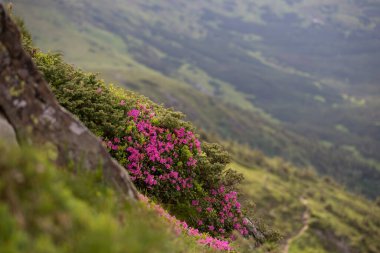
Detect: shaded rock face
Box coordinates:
(0, 111, 18, 147)
(243, 217, 265, 243)
(0, 4, 138, 199)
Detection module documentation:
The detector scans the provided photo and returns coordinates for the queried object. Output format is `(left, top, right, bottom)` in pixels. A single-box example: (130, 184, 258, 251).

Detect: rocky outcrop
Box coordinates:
(0, 4, 138, 199)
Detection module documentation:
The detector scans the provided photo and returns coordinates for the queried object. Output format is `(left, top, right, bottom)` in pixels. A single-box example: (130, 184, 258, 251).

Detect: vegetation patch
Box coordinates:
(18, 19, 249, 241)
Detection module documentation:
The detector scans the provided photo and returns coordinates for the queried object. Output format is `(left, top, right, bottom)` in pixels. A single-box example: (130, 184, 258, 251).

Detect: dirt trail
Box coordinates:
(282, 197, 310, 253)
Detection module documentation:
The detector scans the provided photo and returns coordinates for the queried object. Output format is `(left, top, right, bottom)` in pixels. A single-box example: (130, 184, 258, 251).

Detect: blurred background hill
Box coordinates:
(11, 0, 380, 198)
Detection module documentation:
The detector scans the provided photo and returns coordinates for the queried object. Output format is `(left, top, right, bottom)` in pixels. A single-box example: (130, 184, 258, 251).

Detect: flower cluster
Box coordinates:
(105, 104, 201, 202)
(104, 103, 247, 238)
(139, 194, 233, 251)
(193, 186, 248, 238)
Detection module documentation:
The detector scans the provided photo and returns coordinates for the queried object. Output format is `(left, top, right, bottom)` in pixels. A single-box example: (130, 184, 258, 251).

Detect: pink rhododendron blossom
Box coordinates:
(128, 109, 140, 119)
(104, 105, 247, 240)
(138, 194, 232, 251)
(194, 185, 247, 238)
(192, 200, 199, 206)
(105, 106, 203, 196)
(145, 174, 157, 186)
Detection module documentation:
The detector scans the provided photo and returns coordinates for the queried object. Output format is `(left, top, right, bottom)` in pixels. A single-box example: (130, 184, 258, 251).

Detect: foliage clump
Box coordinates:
(105, 103, 246, 237)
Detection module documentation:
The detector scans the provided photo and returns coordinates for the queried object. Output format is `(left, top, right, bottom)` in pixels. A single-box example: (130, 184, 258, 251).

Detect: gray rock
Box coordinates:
(244, 217, 265, 242)
(0, 4, 138, 200)
(0, 112, 18, 147)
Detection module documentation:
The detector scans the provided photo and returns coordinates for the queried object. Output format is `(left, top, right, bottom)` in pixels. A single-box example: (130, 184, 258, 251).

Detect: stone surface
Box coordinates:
(0, 4, 138, 199)
(0, 111, 18, 147)
(243, 217, 265, 242)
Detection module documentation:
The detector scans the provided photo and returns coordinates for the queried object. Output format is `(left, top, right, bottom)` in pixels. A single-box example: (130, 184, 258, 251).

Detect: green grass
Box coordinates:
(231, 159, 380, 253)
(247, 50, 312, 79)
(0, 143, 218, 253)
(12, 0, 136, 70)
(335, 124, 349, 133)
(289, 232, 328, 253)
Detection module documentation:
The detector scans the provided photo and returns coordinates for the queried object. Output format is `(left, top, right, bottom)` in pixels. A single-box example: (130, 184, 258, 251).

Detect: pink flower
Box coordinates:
(170, 171, 179, 179)
(96, 87, 102, 94)
(188, 228, 200, 236)
(137, 121, 147, 132)
(145, 174, 157, 186)
(138, 194, 233, 251)
(181, 222, 188, 229)
(187, 157, 197, 167)
(104, 105, 246, 243)
(191, 200, 199, 206)
(128, 109, 140, 119)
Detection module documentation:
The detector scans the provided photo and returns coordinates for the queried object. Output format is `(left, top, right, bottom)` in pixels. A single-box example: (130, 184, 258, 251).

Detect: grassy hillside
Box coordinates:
(232, 158, 380, 253)
(0, 144, 227, 253)
(9, 0, 380, 198)
(3, 144, 378, 253)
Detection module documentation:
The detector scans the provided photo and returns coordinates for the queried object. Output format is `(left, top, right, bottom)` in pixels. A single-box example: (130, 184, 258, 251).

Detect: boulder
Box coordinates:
(244, 217, 265, 242)
(0, 4, 138, 199)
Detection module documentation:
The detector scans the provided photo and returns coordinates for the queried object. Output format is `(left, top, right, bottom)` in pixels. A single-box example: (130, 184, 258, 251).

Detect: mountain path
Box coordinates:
(282, 196, 310, 253)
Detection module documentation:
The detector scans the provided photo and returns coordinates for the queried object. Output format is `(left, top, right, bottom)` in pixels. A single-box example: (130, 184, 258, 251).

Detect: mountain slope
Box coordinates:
(9, 0, 380, 197)
(233, 159, 380, 253)
(9, 0, 380, 198)
(1, 7, 379, 252)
